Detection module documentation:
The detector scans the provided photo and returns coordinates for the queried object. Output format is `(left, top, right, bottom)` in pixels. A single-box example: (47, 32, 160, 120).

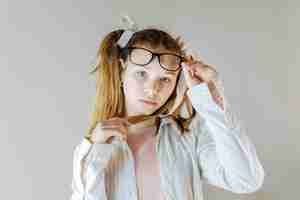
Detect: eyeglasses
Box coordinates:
(122, 46, 185, 71)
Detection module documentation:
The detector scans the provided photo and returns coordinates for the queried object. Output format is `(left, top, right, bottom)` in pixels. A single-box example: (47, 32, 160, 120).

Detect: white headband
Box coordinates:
(117, 30, 135, 48)
(117, 15, 139, 48)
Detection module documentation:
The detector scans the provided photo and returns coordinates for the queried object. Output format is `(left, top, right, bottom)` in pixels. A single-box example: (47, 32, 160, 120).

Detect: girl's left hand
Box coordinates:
(181, 55, 218, 89)
(181, 54, 224, 110)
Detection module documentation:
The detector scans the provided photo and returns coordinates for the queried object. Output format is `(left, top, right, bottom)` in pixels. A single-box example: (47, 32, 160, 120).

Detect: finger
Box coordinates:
(192, 62, 213, 75)
(193, 69, 209, 82)
(101, 124, 128, 135)
(102, 126, 128, 138)
(184, 62, 200, 79)
(101, 121, 125, 131)
(196, 62, 217, 76)
(92, 122, 127, 142)
(118, 117, 132, 126)
(200, 66, 217, 80)
(91, 126, 124, 143)
(103, 117, 131, 126)
(104, 129, 127, 142)
(106, 131, 126, 142)
(190, 49, 203, 61)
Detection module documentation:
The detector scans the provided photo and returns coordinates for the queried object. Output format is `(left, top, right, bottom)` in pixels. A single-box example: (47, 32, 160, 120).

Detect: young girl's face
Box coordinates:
(120, 43, 182, 116)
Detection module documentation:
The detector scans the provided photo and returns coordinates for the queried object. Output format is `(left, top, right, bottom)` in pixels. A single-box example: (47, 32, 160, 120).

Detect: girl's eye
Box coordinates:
(136, 71, 147, 78)
(160, 77, 171, 83)
(135, 71, 171, 83)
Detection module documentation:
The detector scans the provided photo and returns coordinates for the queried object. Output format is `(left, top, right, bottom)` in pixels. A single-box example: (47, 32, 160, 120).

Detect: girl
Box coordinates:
(70, 17, 264, 200)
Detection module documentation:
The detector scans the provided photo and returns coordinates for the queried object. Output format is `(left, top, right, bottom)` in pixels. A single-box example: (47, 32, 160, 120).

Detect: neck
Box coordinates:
(126, 115, 158, 136)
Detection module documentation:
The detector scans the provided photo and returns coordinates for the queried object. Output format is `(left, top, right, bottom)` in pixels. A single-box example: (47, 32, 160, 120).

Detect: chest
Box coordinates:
(106, 125, 197, 199)
(127, 135, 166, 200)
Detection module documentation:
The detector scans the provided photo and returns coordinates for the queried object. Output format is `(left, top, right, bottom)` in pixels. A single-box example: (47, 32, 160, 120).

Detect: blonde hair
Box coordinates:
(86, 28, 196, 137)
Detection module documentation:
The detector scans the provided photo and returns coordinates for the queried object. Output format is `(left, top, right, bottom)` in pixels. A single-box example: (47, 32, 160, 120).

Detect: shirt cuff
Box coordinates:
(187, 83, 224, 114)
(76, 137, 93, 158)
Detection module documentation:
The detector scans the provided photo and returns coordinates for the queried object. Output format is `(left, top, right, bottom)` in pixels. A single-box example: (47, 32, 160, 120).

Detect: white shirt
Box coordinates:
(69, 83, 265, 200)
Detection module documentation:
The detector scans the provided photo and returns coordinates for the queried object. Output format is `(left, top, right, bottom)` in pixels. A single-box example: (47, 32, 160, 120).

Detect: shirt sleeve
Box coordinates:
(70, 138, 115, 200)
(187, 82, 265, 194)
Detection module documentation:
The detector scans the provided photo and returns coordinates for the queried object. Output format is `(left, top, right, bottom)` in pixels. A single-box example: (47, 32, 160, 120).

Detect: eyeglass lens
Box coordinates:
(129, 48, 182, 71)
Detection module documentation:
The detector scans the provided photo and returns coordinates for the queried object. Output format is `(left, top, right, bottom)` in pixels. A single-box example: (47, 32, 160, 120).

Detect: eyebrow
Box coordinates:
(134, 66, 178, 76)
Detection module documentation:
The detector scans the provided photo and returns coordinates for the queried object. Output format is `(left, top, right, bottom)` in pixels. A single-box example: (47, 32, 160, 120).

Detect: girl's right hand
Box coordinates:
(90, 117, 131, 144)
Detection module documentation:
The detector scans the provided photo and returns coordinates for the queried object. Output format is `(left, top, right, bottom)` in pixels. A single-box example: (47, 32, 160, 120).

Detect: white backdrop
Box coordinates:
(0, 0, 297, 199)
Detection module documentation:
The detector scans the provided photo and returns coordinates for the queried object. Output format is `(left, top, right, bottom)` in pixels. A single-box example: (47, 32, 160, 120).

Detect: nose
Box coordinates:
(143, 56, 162, 99)
(144, 80, 160, 99)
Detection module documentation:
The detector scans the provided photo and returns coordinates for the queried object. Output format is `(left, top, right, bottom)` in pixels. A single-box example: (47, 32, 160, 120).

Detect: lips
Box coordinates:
(140, 99, 158, 106)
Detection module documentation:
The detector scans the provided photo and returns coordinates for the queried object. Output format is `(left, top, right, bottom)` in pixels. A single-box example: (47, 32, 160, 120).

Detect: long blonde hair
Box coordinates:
(86, 28, 196, 137)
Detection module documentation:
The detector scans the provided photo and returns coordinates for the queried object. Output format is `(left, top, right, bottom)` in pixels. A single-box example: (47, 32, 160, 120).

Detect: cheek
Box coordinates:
(123, 78, 143, 98)
(160, 82, 177, 100)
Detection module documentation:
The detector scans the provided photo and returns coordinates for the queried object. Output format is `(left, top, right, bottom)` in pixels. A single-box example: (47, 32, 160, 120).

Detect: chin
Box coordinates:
(145, 105, 163, 115)
(128, 100, 162, 116)
(133, 107, 157, 116)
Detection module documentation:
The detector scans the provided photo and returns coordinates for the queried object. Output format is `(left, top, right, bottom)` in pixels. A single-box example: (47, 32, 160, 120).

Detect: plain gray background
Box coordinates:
(0, 0, 296, 199)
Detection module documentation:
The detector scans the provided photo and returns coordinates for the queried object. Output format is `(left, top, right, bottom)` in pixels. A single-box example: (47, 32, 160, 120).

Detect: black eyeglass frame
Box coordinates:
(120, 46, 186, 72)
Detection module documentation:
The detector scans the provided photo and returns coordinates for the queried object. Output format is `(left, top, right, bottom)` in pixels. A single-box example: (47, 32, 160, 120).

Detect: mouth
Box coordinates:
(139, 99, 158, 106)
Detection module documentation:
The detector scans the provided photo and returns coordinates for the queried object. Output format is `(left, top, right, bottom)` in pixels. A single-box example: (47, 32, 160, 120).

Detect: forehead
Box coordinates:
(130, 63, 179, 76)
(133, 42, 181, 55)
